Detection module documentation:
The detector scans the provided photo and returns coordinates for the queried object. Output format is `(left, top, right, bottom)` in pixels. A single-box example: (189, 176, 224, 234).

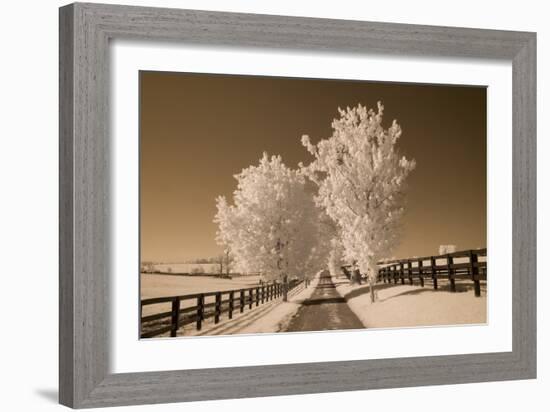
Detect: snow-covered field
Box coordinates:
(146, 263, 222, 274)
(143, 272, 321, 338)
(141, 273, 263, 299)
(141, 273, 263, 317)
(142, 267, 487, 338)
(157, 262, 217, 273)
(331, 271, 487, 328)
(184, 273, 321, 337)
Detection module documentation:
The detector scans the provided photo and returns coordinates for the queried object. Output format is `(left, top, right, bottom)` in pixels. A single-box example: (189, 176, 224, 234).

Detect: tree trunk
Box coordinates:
(352, 269, 362, 285)
(369, 277, 376, 303)
(225, 251, 230, 277)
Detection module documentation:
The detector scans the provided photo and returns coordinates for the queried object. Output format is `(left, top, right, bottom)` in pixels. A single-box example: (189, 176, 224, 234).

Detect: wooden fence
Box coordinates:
(140, 278, 306, 338)
(343, 248, 487, 297)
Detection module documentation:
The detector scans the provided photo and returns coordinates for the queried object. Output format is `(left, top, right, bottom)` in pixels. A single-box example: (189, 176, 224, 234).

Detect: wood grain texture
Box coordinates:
(59, 2, 537, 408)
(512, 34, 537, 376)
(59, 4, 74, 407)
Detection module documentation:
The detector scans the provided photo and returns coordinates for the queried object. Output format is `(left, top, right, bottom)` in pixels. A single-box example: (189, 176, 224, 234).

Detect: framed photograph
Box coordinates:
(59, 2, 536, 408)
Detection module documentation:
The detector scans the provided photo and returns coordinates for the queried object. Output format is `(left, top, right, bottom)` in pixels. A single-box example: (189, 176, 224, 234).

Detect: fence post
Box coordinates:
(240, 289, 245, 313)
(214, 292, 222, 323)
(393, 265, 399, 285)
(196, 294, 204, 331)
(469, 250, 481, 297)
(249, 289, 253, 309)
(418, 259, 424, 287)
(170, 297, 180, 337)
(283, 275, 288, 302)
(446, 255, 456, 292)
(228, 291, 234, 319)
(407, 260, 413, 285)
(431, 256, 438, 290)
(261, 286, 265, 304)
(400, 262, 405, 284)
(139, 302, 143, 338)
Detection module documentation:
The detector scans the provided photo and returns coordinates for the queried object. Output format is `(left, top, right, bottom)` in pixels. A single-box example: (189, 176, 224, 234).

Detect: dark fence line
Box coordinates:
(140, 278, 307, 338)
(141, 271, 262, 279)
(342, 248, 487, 297)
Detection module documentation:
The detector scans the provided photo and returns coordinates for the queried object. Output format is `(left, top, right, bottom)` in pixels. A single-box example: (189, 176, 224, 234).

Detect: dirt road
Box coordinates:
(284, 271, 364, 332)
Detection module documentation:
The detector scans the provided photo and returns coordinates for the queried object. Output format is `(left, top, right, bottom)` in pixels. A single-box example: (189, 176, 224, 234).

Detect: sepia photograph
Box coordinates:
(139, 71, 487, 339)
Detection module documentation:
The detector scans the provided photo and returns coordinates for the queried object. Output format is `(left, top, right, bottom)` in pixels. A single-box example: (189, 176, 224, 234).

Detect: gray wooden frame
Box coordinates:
(59, 2, 536, 409)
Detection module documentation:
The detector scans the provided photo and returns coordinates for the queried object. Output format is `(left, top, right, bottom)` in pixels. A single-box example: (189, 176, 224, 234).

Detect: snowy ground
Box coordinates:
(144, 262, 261, 276)
(152, 262, 219, 274)
(141, 273, 263, 299)
(331, 271, 487, 329)
(188, 273, 320, 336)
(146, 272, 321, 338)
(141, 273, 263, 317)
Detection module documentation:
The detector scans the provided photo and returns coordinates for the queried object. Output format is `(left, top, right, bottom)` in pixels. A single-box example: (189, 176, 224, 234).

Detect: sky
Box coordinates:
(140, 71, 486, 263)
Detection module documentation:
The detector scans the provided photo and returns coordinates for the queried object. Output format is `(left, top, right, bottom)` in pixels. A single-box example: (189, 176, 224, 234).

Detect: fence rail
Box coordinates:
(140, 278, 306, 338)
(342, 248, 487, 297)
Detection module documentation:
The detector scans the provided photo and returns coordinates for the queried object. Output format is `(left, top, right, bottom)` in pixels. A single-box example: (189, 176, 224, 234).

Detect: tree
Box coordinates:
(191, 266, 203, 275)
(211, 252, 232, 277)
(140, 261, 155, 274)
(214, 254, 224, 276)
(301, 102, 415, 302)
(214, 153, 327, 298)
(224, 249, 232, 277)
(439, 244, 457, 255)
(327, 236, 345, 278)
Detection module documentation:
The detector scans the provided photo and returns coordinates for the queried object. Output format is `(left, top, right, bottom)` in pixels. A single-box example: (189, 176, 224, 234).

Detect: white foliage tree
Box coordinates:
(301, 102, 415, 302)
(214, 153, 327, 290)
(439, 244, 457, 255)
(327, 236, 345, 278)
